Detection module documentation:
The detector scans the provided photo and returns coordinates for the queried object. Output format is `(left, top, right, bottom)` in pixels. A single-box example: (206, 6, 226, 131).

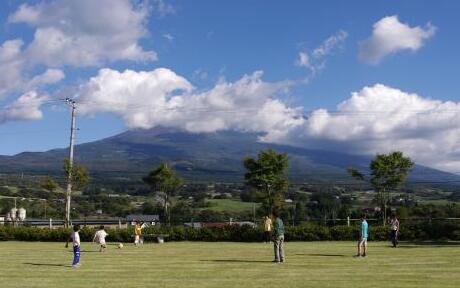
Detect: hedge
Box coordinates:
(0, 221, 459, 242)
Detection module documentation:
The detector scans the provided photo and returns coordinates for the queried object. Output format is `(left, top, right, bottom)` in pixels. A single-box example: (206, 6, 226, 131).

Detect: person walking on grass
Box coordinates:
(389, 214, 400, 248)
(263, 215, 273, 243)
(65, 224, 81, 268)
(356, 214, 368, 258)
(272, 211, 285, 263)
(93, 225, 108, 252)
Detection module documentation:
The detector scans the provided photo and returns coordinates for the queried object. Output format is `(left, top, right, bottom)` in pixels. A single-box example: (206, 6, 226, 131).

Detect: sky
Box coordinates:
(1, 0, 460, 172)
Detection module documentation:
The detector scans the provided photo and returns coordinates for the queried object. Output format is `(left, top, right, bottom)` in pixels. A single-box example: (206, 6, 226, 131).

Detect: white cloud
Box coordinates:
(67, 67, 460, 172)
(163, 33, 174, 42)
(295, 52, 311, 68)
(282, 84, 460, 172)
(312, 30, 348, 59)
(0, 39, 64, 99)
(295, 30, 348, 77)
(152, 0, 176, 17)
(76, 68, 300, 138)
(359, 15, 436, 64)
(192, 69, 208, 80)
(0, 91, 49, 124)
(0, 39, 24, 97)
(9, 0, 156, 67)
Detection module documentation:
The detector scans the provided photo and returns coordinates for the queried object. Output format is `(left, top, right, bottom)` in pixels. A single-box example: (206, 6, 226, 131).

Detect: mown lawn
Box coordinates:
(0, 241, 459, 288)
(203, 199, 260, 212)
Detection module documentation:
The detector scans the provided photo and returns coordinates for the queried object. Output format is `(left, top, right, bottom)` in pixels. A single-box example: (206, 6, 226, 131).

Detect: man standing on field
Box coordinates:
(356, 214, 368, 257)
(389, 214, 400, 248)
(272, 211, 285, 263)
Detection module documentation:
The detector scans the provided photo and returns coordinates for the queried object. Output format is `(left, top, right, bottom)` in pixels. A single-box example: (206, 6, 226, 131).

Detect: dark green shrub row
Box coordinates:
(1, 221, 459, 242)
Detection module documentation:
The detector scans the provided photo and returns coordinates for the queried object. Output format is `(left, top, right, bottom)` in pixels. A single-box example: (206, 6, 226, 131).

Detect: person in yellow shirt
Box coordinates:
(263, 215, 273, 243)
(134, 221, 143, 246)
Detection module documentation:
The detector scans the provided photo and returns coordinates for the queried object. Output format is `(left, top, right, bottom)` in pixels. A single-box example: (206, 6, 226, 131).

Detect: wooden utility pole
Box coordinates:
(65, 98, 76, 228)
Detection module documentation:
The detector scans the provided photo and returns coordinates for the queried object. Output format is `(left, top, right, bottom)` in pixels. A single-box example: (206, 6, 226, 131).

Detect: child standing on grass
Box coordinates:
(356, 214, 368, 257)
(263, 215, 273, 243)
(134, 221, 143, 246)
(93, 225, 108, 252)
(66, 224, 81, 268)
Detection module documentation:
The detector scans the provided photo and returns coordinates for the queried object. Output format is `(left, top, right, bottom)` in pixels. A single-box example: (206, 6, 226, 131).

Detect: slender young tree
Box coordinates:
(370, 151, 414, 225)
(143, 163, 183, 226)
(243, 149, 289, 215)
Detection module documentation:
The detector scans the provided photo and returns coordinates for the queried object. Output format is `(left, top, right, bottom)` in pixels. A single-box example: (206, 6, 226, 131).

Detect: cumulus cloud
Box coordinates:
(0, 39, 64, 99)
(76, 68, 300, 138)
(0, 91, 49, 124)
(282, 84, 460, 172)
(0, 39, 25, 97)
(359, 15, 436, 64)
(9, 0, 156, 67)
(69, 67, 460, 172)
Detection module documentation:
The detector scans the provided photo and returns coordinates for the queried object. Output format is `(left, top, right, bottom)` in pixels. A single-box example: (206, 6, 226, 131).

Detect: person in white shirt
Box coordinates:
(65, 224, 81, 267)
(389, 215, 400, 248)
(93, 225, 109, 252)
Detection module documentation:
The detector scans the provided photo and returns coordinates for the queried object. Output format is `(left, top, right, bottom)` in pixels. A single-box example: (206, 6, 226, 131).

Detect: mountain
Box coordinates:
(1, 128, 459, 185)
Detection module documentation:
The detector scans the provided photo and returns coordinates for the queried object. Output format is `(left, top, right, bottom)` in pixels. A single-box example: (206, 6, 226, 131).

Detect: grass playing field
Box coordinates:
(0, 241, 459, 288)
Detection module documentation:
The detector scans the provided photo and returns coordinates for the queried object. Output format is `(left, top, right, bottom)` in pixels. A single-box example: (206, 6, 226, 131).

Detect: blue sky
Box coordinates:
(1, 0, 460, 172)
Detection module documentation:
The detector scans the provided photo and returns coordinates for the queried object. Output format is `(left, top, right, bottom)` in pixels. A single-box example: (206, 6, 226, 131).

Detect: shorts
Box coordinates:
(358, 238, 368, 245)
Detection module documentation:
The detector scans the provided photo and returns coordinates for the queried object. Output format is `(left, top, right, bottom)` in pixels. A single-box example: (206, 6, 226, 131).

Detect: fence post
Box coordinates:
(49, 218, 53, 229)
(118, 218, 122, 229)
(347, 216, 350, 227)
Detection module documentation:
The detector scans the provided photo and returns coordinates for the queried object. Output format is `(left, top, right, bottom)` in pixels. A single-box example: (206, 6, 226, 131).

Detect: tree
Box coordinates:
(243, 149, 289, 215)
(370, 151, 414, 225)
(40, 176, 58, 192)
(63, 159, 90, 190)
(143, 163, 183, 226)
(347, 166, 364, 181)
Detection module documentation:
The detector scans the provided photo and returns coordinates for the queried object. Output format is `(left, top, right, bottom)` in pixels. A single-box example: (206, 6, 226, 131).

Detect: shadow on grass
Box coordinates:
(398, 241, 460, 248)
(24, 262, 67, 267)
(295, 253, 346, 257)
(201, 259, 272, 263)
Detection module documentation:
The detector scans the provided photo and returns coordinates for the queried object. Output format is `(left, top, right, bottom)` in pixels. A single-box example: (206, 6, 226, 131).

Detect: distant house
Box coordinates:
(126, 214, 160, 226)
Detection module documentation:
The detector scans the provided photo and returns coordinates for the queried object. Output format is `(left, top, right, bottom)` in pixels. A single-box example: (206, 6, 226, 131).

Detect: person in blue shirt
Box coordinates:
(356, 214, 368, 257)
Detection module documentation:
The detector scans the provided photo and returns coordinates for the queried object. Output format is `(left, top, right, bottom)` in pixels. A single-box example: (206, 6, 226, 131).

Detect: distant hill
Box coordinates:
(1, 128, 459, 185)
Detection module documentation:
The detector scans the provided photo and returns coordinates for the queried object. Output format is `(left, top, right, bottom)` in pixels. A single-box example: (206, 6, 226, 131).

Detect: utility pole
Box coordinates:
(65, 98, 76, 228)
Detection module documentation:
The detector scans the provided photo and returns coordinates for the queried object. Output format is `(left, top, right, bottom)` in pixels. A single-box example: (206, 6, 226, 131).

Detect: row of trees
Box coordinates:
(139, 149, 414, 226)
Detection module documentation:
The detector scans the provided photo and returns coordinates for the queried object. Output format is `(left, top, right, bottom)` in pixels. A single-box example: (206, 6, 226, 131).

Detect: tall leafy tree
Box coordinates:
(243, 149, 289, 215)
(370, 151, 414, 225)
(143, 163, 183, 226)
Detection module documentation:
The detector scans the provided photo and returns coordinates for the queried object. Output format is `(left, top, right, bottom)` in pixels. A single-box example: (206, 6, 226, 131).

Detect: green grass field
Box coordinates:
(0, 241, 459, 288)
(203, 199, 260, 212)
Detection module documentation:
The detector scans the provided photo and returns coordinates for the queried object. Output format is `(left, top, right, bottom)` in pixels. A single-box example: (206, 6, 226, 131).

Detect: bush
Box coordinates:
(1, 221, 459, 242)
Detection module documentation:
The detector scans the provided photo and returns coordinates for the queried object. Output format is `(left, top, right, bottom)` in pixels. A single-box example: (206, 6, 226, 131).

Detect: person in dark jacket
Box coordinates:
(272, 211, 285, 263)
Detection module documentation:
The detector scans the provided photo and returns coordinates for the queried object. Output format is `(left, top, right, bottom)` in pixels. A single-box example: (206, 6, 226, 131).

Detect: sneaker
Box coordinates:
(272, 260, 280, 263)
(362, 254, 367, 258)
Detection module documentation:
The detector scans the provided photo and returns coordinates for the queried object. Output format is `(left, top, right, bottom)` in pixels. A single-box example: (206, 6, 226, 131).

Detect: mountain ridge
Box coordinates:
(1, 128, 459, 185)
